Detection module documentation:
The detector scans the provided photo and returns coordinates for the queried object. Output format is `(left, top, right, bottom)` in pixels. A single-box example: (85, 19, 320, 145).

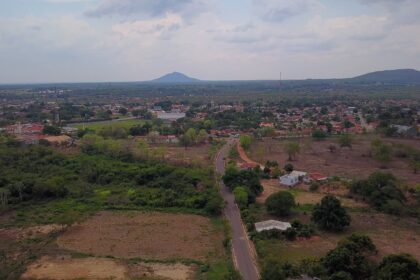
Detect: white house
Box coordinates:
(255, 220, 292, 232)
(279, 171, 307, 187)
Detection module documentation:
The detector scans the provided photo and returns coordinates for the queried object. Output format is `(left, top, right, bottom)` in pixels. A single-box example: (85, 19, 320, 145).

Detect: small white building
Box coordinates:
(279, 171, 307, 187)
(255, 220, 292, 232)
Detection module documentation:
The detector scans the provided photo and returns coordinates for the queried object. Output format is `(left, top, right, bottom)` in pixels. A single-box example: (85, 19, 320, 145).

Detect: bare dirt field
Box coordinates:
(22, 256, 195, 280)
(21, 256, 128, 280)
(257, 211, 420, 264)
(57, 211, 223, 261)
(250, 137, 420, 185)
(149, 144, 213, 166)
(257, 179, 368, 208)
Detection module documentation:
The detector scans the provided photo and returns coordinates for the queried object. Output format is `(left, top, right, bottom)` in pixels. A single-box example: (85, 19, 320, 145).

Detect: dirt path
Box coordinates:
(237, 141, 262, 167)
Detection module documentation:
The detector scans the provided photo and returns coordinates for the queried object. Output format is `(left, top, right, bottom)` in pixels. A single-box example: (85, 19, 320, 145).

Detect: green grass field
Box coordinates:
(73, 119, 145, 131)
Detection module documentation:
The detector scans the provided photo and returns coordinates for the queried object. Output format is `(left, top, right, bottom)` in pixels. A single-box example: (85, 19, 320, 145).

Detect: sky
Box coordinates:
(0, 0, 420, 83)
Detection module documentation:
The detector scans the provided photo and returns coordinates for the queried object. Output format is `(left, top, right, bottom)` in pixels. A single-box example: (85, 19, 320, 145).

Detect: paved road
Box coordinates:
(215, 138, 259, 280)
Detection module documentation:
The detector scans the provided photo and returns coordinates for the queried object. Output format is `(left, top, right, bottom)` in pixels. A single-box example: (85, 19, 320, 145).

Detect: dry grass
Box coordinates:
(250, 137, 420, 185)
(57, 211, 224, 261)
(257, 179, 368, 209)
(22, 256, 195, 280)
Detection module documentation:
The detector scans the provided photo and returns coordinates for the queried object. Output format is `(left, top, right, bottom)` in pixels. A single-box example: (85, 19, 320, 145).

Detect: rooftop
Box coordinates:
(255, 220, 292, 232)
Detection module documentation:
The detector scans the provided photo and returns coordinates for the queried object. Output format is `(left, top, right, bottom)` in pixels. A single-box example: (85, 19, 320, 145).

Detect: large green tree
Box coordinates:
(312, 195, 350, 231)
(265, 191, 295, 217)
(372, 254, 420, 280)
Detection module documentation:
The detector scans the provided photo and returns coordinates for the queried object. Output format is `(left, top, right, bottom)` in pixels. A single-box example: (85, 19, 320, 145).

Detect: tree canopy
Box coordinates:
(311, 195, 351, 231)
(265, 191, 295, 217)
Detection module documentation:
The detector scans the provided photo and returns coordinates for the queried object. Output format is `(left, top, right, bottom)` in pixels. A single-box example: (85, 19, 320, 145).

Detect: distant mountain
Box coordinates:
(150, 72, 200, 83)
(352, 69, 420, 84)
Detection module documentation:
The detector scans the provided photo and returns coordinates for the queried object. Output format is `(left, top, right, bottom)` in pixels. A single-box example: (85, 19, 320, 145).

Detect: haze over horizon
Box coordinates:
(1, 0, 420, 84)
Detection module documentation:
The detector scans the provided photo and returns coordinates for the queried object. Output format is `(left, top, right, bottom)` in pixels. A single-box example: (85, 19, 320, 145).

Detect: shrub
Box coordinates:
(284, 163, 294, 173)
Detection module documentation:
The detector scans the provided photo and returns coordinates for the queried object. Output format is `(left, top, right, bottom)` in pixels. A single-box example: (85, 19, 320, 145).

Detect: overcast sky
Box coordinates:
(0, 0, 420, 83)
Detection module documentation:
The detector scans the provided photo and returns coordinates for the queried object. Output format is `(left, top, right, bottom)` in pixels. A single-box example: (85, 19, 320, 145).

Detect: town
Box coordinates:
(1, 77, 419, 280)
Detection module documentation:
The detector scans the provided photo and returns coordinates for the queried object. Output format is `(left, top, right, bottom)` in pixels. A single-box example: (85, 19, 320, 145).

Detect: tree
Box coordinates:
(343, 120, 355, 129)
(0, 188, 10, 209)
(98, 125, 127, 139)
(371, 139, 392, 166)
(328, 144, 337, 153)
(197, 129, 208, 144)
(43, 125, 61, 136)
(284, 163, 294, 172)
(312, 129, 327, 140)
(240, 135, 252, 150)
(409, 160, 420, 174)
(372, 254, 420, 280)
(322, 234, 376, 280)
(266, 191, 295, 217)
(284, 141, 300, 161)
(372, 141, 392, 168)
(350, 172, 405, 214)
(339, 134, 353, 149)
(118, 107, 128, 115)
(181, 128, 197, 147)
(233, 187, 248, 209)
(261, 259, 286, 280)
(312, 195, 350, 231)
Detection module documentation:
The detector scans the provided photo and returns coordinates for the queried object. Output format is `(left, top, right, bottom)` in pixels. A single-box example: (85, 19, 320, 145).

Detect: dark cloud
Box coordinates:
(86, 0, 208, 19)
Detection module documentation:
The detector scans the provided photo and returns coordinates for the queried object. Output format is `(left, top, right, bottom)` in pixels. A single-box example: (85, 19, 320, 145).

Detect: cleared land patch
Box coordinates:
(21, 256, 195, 280)
(249, 137, 420, 185)
(21, 256, 128, 280)
(57, 211, 223, 261)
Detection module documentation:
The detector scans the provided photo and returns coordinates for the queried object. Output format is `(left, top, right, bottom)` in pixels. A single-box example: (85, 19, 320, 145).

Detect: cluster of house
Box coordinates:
(279, 171, 328, 187)
(1, 123, 71, 145)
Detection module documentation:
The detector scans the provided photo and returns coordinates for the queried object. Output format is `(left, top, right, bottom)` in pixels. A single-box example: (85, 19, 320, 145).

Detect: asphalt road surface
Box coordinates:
(215, 138, 259, 280)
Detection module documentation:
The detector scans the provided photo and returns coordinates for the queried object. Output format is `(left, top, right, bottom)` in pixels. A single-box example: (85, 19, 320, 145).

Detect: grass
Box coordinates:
(74, 119, 145, 131)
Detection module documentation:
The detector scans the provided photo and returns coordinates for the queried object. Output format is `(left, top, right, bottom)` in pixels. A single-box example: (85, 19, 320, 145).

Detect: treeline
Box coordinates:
(0, 137, 222, 215)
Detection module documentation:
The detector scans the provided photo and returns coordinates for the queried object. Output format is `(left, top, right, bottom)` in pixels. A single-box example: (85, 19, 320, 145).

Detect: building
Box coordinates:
(255, 220, 292, 232)
(390, 124, 418, 138)
(156, 111, 186, 122)
(308, 173, 328, 182)
(279, 171, 307, 187)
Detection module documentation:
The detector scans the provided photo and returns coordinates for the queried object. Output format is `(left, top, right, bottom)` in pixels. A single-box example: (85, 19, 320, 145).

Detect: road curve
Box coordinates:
(215, 138, 260, 280)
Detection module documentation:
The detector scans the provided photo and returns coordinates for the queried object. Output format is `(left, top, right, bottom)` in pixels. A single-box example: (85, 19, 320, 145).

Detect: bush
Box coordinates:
(284, 227, 297, 240)
(350, 172, 405, 214)
(309, 181, 320, 192)
(284, 163, 294, 172)
(266, 191, 295, 217)
(312, 129, 327, 140)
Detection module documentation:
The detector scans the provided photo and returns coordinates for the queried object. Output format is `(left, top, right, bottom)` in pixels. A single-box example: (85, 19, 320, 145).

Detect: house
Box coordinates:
(240, 162, 259, 170)
(279, 171, 307, 187)
(390, 124, 418, 137)
(309, 173, 328, 182)
(255, 220, 292, 232)
(147, 132, 179, 144)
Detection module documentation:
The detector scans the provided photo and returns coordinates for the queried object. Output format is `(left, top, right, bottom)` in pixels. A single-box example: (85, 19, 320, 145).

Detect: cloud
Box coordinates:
(253, 0, 321, 22)
(86, 0, 209, 19)
(112, 13, 183, 40)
